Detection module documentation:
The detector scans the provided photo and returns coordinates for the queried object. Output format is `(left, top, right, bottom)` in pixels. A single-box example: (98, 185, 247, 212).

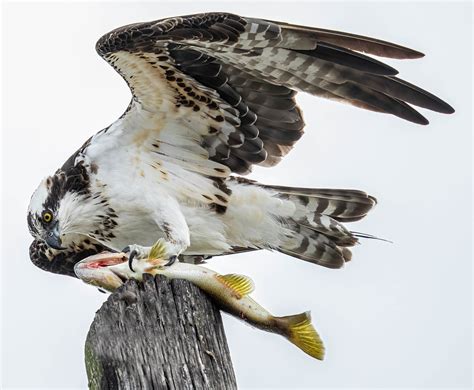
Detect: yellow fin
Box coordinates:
(281, 311, 325, 360)
(148, 240, 167, 262)
(217, 274, 255, 298)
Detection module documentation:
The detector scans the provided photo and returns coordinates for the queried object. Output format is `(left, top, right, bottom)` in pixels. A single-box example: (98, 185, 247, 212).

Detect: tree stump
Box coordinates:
(85, 274, 237, 389)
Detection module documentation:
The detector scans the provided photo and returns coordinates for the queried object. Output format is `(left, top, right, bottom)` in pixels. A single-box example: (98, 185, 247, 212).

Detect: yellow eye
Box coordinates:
(42, 211, 53, 223)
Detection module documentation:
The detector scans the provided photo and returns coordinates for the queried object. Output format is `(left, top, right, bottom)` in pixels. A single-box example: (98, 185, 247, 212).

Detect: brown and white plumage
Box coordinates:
(28, 12, 453, 276)
(95, 13, 453, 176)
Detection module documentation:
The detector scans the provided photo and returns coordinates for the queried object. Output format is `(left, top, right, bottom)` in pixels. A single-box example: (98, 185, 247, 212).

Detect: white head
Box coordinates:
(27, 167, 112, 251)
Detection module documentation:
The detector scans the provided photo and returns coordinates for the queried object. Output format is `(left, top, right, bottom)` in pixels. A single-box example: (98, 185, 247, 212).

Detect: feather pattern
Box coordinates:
(28, 12, 455, 276)
(93, 12, 453, 186)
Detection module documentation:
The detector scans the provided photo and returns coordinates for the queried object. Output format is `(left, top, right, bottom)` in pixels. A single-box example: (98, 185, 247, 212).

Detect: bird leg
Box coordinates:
(123, 238, 186, 272)
(124, 201, 190, 271)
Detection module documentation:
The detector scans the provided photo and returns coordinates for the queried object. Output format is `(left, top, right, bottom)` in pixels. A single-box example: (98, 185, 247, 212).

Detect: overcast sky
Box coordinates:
(1, 1, 472, 389)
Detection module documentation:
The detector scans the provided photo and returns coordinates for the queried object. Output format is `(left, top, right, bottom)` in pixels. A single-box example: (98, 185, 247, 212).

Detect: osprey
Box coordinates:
(28, 12, 453, 277)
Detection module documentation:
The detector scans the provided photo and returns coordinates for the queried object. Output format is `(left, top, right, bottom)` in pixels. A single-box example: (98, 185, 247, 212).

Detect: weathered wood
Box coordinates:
(85, 274, 237, 389)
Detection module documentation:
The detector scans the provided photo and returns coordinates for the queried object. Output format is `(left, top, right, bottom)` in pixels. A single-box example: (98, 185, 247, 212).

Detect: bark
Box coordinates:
(85, 274, 237, 389)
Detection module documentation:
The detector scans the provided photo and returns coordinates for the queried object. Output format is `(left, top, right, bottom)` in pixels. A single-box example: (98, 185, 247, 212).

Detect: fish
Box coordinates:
(74, 240, 325, 360)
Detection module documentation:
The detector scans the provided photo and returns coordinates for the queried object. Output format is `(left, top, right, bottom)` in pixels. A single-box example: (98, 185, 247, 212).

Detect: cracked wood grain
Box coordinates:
(85, 274, 237, 389)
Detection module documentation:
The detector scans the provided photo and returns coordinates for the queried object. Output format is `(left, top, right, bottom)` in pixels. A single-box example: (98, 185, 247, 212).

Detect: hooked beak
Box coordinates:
(44, 223, 65, 250)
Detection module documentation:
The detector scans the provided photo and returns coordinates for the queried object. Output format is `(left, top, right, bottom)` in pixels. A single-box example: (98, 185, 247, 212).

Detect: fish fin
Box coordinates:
(217, 274, 255, 298)
(278, 311, 325, 360)
(148, 239, 167, 262)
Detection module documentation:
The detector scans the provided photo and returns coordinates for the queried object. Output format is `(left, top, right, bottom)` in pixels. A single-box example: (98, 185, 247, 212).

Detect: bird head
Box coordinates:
(27, 165, 95, 251)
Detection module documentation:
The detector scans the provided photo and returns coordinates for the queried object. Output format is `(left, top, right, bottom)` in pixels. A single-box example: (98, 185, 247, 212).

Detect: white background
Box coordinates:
(1, 1, 472, 389)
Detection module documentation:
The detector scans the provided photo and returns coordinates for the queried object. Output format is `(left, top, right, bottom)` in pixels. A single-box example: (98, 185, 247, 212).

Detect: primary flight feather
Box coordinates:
(28, 12, 453, 275)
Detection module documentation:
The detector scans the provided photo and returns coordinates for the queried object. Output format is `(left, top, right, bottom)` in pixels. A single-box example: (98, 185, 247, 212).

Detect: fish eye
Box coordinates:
(42, 210, 53, 223)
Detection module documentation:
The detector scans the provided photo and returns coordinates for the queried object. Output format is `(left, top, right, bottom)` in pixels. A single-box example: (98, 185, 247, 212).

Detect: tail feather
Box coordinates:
(291, 191, 376, 222)
(279, 224, 350, 269)
(266, 185, 377, 222)
(300, 214, 358, 246)
(275, 311, 325, 360)
(263, 184, 376, 268)
(231, 180, 376, 268)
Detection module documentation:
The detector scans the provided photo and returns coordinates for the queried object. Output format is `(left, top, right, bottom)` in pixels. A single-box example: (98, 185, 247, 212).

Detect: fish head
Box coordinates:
(74, 248, 168, 291)
(74, 252, 131, 292)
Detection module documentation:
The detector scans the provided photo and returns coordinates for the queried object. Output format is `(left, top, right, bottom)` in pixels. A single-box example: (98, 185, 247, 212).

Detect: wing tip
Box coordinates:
(378, 45, 424, 60)
(440, 102, 456, 115)
(425, 98, 455, 115)
(383, 64, 399, 76)
(402, 48, 425, 59)
(412, 112, 429, 125)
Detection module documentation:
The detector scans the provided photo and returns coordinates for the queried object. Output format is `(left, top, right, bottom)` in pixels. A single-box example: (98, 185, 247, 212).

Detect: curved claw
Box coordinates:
(121, 246, 136, 272)
(127, 249, 138, 272)
(164, 255, 177, 267)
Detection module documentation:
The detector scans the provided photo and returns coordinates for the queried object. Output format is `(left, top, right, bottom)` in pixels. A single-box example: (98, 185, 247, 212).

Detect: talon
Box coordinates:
(165, 255, 177, 267)
(128, 249, 138, 272)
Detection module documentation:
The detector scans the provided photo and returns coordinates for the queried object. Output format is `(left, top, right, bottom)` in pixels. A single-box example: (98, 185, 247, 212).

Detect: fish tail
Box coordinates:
(276, 311, 325, 360)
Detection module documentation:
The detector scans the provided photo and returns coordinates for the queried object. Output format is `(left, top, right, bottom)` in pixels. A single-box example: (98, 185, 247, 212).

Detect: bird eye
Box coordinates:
(42, 211, 53, 223)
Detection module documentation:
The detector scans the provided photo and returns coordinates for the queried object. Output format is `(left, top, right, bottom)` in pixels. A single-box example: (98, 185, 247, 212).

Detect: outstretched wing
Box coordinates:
(93, 12, 453, 205)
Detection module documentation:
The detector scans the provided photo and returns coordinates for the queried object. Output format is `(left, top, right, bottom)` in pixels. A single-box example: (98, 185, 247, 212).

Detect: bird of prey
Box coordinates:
(28, 12, 453, 277)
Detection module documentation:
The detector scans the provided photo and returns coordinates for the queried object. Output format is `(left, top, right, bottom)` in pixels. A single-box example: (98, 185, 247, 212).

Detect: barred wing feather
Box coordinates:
(94, 12, 453, 191)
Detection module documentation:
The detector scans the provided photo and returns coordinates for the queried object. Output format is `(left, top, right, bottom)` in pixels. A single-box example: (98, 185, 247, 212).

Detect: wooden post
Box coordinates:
(85, 274, 237, 389)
